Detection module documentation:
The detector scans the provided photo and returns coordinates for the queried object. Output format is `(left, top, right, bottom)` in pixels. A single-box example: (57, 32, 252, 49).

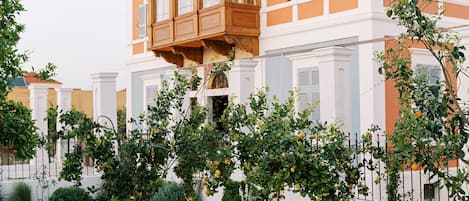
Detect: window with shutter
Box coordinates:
(156, 0, 169, 21)
(297, 68, 320, 120)
(178, 0, 193, 15)
(137, 4, 147, 38)
(415, 65, 441, 85)
(145, 85, 159, 108)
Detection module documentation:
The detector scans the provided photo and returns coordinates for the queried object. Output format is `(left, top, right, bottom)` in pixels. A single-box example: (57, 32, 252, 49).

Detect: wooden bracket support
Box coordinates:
(171, 47, 203, 65)
(153, 50, 184, 67)
(201, 39, 234, 57)
(224, 35, 259, 56)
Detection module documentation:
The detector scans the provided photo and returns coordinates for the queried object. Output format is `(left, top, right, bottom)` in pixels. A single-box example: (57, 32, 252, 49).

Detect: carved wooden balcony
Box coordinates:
(148, 0, 260, 67)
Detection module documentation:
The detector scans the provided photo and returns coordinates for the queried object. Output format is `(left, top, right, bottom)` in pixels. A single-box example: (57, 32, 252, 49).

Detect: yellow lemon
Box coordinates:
(364, 131, 371, 138)
(295, 183, 301, 190)
(297, 141, 303, 147)
(223, 158, 230, 165)
(290, 166, 296, 173)
(213, 160, 220, 167)
(281, 152, 287, 159)
(415, 111, 423, 119)
(297, 133, 305, 140)
(215, 169, 222, 178)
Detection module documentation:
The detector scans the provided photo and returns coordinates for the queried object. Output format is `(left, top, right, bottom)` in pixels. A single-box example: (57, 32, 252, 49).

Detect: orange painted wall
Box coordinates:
(116, 89, 127, 110)
(132, 0, 144, 41)
(133, 42, 145, 55)
(267, 7, 292, 26)
(267, 0, 288, 6)
(329, 0, 358, 14)
(298, 0, 323, 20)
(385, 39, 458, 169)
(444, 2, 469, 20)
(6, 88, 30, 108)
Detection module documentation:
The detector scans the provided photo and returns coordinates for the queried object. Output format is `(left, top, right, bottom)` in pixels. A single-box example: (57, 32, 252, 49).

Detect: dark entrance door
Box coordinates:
(211, 95, 228, 129)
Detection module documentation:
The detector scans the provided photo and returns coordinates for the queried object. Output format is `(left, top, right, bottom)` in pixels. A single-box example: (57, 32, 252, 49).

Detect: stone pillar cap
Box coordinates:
(28, 83, 55, 90)
(312, 46, 353, 62)
(91, 72, 118, 81)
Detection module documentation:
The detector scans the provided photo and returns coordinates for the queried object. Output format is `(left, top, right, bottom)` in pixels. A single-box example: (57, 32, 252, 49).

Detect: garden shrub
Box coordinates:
(8, 182, 31, 201)
(49, 186, 92, 201)
(150, 182, 185, 201)
(222, 180, 242, 201)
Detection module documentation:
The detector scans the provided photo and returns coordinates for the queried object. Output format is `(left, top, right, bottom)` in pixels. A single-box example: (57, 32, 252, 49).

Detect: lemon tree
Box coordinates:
(222, 90, 373, 200)
(378, 0, 469, 200)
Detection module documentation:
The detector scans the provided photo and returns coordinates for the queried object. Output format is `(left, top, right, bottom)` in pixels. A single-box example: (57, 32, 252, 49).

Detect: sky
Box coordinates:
(17, 0, 128, 90)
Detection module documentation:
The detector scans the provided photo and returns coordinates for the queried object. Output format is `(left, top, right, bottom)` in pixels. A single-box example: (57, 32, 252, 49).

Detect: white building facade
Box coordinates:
(127, 0, 469, 200)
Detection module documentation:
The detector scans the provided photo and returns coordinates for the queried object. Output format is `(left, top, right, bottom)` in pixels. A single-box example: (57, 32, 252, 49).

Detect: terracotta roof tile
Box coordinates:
(23, 72, 62, 85)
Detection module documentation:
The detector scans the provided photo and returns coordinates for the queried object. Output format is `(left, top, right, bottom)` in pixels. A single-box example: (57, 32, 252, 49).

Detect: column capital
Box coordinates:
(141, 74, 162, 82)
(91, 72, 118, 82)
(28, 83, 51, 91)
(313, 46, 353, 63)
(231, 59, 258, 72)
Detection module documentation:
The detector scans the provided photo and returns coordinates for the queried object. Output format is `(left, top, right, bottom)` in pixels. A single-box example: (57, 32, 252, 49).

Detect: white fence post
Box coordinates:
(313, 46, 353, 132)
(91, 72, 118, 157)
(55, 88, 73, 161)
(229, 59, 258, 104)
(28, 83, 50, 176)
(91, 73, 118, 130)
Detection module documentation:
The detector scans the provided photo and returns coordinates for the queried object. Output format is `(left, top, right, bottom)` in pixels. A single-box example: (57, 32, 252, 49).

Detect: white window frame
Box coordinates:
(295, 67, 320, 121)
(410, 48, 444, 145)
(156, 0, 170, 22)
(410, 48, 443, 84)
(137, 4, 147, 38)
(142, 74, 162, 109)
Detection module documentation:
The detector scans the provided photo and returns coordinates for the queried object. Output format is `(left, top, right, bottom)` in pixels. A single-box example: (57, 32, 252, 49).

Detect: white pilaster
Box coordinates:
(313, 46, 353, 131)
(29, 83, 50, 169)
(91, 73, 118, 130)
(196, 66, 207, 106)
(29, 84, 49, 136)
(229, 59, 259, 104)
(55, 88, 73, 160)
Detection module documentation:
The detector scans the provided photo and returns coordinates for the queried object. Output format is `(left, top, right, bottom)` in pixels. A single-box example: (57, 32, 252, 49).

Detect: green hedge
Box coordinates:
(8, 182, 31, 201)
(222, 180, 242, 201)
(49, 187, 91, 201)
